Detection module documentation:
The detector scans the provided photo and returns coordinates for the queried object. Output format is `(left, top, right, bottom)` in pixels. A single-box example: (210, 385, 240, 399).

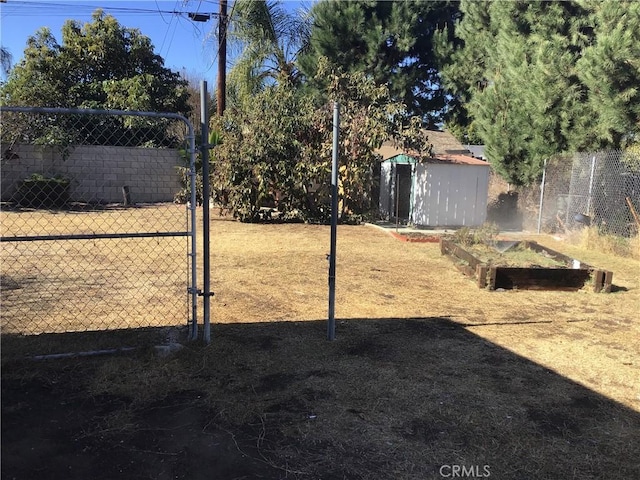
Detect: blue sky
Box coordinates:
(0, 0, 307, 82)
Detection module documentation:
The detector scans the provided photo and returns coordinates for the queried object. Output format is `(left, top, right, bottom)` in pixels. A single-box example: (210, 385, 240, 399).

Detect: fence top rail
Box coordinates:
(0, 105, 191, 126)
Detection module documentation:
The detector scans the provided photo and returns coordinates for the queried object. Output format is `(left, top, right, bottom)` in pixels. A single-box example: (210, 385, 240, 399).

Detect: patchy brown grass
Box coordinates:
(204, 219, 639, 408)
(568, 225, 640, 261)
(0, 204, 189, 336)
(2, 208, 640, 479)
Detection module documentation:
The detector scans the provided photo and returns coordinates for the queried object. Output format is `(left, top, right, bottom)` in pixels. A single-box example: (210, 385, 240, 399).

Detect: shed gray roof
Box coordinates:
(464, 145, 486, 160)
(382, 153, 488, 167)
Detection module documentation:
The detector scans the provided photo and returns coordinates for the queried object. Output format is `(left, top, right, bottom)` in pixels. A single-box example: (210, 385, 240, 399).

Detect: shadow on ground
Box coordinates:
(2, 318, 639, 479)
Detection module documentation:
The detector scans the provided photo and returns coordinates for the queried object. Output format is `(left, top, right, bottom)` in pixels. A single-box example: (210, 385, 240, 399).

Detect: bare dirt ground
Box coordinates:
(2, 209, 640, 479)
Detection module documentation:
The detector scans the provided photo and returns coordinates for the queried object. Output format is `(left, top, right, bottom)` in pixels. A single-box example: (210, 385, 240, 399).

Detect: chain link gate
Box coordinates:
(0, 106, 199, 356)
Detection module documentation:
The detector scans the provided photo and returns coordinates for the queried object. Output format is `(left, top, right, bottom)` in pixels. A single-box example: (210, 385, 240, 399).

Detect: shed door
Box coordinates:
(393, 164, 412, 221)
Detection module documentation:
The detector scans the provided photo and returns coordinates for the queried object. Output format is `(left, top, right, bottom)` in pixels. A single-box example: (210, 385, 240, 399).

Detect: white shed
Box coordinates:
(379, 153, 490, 228)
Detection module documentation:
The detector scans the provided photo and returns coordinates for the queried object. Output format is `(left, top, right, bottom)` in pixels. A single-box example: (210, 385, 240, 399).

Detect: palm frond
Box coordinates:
(226, 0, 310, 96)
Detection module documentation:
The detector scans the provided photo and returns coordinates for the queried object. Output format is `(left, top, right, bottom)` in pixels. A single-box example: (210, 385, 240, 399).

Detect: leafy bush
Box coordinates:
(209, 59, 429, 223)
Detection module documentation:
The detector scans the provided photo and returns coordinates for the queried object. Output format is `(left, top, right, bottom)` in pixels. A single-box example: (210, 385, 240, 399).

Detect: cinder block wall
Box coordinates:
(1, 144, 183, 203)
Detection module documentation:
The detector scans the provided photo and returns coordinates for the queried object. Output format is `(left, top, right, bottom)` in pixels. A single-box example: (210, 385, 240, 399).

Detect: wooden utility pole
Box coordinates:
(217, 0, 227, 116)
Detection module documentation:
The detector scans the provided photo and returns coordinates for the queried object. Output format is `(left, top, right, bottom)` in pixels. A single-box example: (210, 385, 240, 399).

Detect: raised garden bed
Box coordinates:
(440, 238, 613, 292)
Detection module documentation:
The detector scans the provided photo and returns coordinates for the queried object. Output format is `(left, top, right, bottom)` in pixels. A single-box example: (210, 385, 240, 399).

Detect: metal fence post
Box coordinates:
(187, 112, 199, 342)
(537, 159, 547, 234)
(327, 101, 339, 341)
(201, 81, 212, 344)
(586, 155, 597, 216)
(493, 149, 638, 237)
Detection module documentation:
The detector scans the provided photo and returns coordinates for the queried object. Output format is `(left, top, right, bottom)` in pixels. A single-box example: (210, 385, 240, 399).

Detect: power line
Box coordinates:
(154, 0, 170, 24)
(159, 0, 183, 58)
(1, 0, 243, 78)
(158, 0, 180, 56)
(1, 1, 219, 18)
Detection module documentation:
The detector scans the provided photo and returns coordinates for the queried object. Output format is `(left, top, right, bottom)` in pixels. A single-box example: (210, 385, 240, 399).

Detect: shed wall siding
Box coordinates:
(379, 161, 392, 218)
(412, 164, 489, 227)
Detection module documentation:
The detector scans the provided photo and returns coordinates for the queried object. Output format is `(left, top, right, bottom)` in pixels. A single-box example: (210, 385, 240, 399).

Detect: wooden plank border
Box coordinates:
(591, 269, 614, 293)
(439, 238, 612, 292)
(440, 239, 485, 271)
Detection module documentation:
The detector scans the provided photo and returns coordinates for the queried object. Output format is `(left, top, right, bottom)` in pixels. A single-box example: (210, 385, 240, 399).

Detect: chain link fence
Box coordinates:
(488, 150, 640, 239)
(536, 150, 640, 236)
(1, 107, 198, 353)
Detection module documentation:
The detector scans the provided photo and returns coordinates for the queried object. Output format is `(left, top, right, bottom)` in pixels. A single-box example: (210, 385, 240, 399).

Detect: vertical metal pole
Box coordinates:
(395, 169, 400, 232)
(201, 81, 212, 343)
(586, 155, 596, 216)
(217, 0, 227, 117)
(188, 116, 199, 341)
(409, 162, 415, 224)
(537, 158, 547, 234)
(327, 102, 339, 341)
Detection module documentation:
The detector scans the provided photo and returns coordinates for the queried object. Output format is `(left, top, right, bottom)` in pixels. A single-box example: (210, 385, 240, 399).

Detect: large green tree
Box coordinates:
(299, 0, 460, 126)
(1, 10, 190, 146)
(436, 0, 640, 186)
(211, 83, 321, 222)
(576, 0, 640, 147)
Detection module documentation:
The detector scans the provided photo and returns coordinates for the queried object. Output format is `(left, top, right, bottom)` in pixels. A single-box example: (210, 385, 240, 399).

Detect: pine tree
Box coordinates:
(577, 0, 640, 147)
(435, 0, 640, 185)
(299, 0, 460, 125)
(473, 1, 593, 184)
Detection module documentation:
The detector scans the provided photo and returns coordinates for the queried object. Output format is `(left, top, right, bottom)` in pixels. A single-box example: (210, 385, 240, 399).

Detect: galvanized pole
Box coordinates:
(586, 155, 597, 216)
(201, 81, 212, 344)
(537, 159, 547, 234)
(395, 168, 400, 232)
(187, 112, 199, 342)
(327, 102, 339, 341)
(217, 0, 227, 117)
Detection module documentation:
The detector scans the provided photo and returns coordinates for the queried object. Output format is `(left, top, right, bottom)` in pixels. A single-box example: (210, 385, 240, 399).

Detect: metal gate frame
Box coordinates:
(0, 106, 199, 342)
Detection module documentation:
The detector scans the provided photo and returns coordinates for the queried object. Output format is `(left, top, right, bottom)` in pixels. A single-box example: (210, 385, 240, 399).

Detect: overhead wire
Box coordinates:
(160, 1, 183, 59)
(1, 0, 225, 57)
(0, 1, 220, 18)
(199, 0, 234, 74)
(155, 0, 170, 24)
(158, 0, 181, 57)
(207, 0, 236, 70)
(2, 0, 252, 77)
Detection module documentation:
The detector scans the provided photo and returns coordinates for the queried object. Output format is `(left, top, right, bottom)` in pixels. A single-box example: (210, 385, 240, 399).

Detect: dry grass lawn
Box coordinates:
(1, 204, 189, 334)
(208, 218, 640, 409)
(2, 206, 639, 479)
